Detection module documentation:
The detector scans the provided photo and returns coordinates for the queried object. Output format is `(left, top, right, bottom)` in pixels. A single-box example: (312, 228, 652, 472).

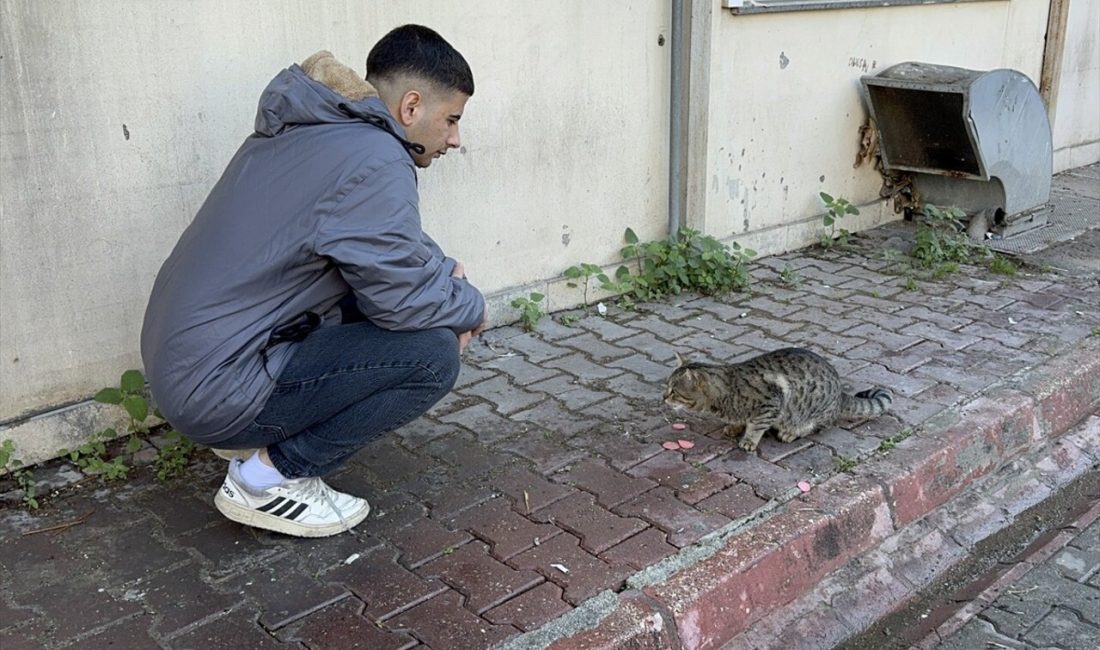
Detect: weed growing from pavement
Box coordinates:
(835, 456, 858, 473)
(819, 192, 859, 249)
(779, 264, 802, 287)
(876, 203, 1024, 287)
(1, 439, 39, 509)
(567, 227, 756, 310)
(878, 430, 912, 452)
(55, 370, 193, 486)
(989, 255, 1018, 275)
(510, 292, 546, 331)
(563, 263, 602, 310)
(153, 430, 195, 482)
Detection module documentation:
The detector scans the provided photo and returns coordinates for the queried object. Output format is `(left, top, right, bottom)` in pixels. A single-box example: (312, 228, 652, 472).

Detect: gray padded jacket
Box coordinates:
(140, 53, 485, 444)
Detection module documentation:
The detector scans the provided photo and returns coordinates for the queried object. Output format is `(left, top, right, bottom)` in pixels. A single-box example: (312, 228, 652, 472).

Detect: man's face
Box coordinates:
(405, 89, 468, 168)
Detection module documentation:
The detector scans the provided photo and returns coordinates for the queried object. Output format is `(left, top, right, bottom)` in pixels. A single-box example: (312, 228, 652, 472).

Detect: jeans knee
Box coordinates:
(422, 328, 461, 393)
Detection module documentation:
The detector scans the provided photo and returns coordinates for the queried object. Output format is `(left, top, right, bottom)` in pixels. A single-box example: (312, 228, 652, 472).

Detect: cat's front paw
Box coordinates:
(738, 437, 759, 452)
(776, 430, 798, 443)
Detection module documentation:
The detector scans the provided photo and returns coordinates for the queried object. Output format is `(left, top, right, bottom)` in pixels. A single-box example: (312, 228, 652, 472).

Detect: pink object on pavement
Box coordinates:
(672, 422, 687, 431)
(797, 481, 812, 493)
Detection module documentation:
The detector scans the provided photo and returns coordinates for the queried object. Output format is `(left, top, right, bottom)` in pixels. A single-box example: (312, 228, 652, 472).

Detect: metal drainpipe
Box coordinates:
(668, 0, 685, 238)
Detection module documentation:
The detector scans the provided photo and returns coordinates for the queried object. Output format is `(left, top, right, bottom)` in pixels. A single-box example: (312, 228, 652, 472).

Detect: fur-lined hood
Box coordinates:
(254, 51, 398, 138)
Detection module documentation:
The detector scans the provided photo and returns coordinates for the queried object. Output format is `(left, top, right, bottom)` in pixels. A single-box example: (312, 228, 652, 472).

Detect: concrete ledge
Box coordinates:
(0, 400, 131, 470)
(512, 336, 1100, 650)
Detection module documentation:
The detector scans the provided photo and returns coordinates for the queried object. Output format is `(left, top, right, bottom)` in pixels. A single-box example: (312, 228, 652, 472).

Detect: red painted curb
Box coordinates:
(533, 338, 1100, 650)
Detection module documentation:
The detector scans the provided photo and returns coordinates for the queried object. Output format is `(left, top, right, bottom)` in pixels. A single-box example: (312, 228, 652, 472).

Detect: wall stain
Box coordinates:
(779, 51, 790, 69)
(122, 124, 130, 140)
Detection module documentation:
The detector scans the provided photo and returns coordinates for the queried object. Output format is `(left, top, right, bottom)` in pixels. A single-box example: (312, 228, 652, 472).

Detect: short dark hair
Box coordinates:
(367, 25, 474, 96)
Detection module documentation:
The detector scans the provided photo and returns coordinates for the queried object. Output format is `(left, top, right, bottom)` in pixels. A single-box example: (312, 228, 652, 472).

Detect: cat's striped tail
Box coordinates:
(839, 388, 892, 419)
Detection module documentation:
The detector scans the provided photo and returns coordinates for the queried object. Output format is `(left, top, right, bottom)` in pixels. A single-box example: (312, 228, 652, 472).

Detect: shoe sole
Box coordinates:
(213, 491, 370, 538)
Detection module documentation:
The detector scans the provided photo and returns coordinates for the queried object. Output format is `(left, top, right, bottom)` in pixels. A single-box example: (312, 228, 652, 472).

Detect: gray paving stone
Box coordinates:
(574, 315, 641, 341)
(1023, 606, 1100, 650)
(460, 376, 545, 415)
(607, 352, 676, 382)
(499, 333, 572, 363)
(543, 353, 625, 380)
(900, 321, 983, 350)
(558, 332, 633, 361)
(940, 617, 1028, 650)
(480, 354, 562, 386)
(440, 402, 532, 444)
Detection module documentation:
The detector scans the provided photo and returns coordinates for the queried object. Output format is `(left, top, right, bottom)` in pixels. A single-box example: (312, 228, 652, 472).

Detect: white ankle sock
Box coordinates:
(237, 451, 286, 491)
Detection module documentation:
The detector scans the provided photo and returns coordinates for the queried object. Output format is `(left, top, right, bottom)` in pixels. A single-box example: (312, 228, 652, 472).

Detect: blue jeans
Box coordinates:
(217, 320, 460, 478)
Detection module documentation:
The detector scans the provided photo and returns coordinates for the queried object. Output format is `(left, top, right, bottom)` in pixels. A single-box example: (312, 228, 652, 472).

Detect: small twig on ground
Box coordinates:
(21, 508, 96, 536)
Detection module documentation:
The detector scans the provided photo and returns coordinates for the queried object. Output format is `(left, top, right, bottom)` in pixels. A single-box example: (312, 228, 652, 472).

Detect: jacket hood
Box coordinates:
(254, 50, 402, 139)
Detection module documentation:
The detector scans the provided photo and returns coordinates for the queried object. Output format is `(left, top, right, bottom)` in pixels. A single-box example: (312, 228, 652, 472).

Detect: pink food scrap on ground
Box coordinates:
(662, 441, 681, 450)
(672, 422, 687, 431)
(677, 440, 695, 449)
(797, 481, 812, 493)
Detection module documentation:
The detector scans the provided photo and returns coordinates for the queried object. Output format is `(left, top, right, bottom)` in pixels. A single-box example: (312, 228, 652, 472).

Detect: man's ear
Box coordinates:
(397, 89, 423, 127)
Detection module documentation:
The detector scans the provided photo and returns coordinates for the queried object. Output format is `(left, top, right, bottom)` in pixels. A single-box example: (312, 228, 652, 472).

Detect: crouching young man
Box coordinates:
(141, 25, 486, 537)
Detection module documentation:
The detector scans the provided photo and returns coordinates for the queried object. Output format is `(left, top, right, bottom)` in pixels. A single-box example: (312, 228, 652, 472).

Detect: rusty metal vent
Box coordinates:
(862, 62, 1053, 238)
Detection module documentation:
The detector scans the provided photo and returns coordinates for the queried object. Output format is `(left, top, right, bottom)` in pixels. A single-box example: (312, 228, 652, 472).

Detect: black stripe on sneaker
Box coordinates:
(270, 499, 299, 517)
(256, 497, 285, 513)
(285, 502, 309, 521)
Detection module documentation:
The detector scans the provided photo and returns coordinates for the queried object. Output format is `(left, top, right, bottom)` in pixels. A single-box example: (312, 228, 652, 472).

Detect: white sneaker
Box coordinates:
(213, 460, 370, 537)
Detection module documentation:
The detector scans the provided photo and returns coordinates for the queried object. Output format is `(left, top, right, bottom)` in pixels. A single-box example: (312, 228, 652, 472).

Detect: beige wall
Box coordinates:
(0, 0, 670, 428)
(2, 0, 1097, 463)
(687, 0, 1055, 253)
(1051, 0, 1100, 171)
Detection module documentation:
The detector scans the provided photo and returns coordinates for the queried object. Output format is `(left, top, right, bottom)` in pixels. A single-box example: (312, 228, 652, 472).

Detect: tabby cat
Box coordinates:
(663, 347, 892, 452)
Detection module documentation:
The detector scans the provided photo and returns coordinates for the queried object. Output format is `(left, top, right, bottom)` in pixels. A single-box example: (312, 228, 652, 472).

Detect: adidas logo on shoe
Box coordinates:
(213, 460, 369, 537)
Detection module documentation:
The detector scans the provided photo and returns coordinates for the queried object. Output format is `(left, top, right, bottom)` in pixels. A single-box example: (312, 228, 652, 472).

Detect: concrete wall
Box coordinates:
(1, 0, 1097, 464)
(1051, 0, 1100, 171)
(0, 0, 670, 430)
(686, 0, 1055, 252)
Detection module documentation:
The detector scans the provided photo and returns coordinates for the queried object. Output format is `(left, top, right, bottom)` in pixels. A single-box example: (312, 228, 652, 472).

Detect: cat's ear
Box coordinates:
(674, 351, 686, 367)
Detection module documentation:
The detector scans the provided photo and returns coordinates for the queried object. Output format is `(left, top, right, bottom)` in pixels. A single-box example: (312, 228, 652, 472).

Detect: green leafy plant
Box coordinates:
(600, 227, 756, 308)
(779, 264, 802, 287)
(912, 204, 986, 268)
(903, 276, 919, 292)
(988, 255, 1017, 276)
(563, 262, 603, 309)
(153, 430, 195, 482)
(60, 370, 157, 481)
(60, 427, 130, 480)
(558, 313, 579, 326)
(1, 439, 39, 509)
(819, 192, 859, 248)
(878, 430, 912, 452)
(511, 292, 546, 331)
(835, 456, 858, 473)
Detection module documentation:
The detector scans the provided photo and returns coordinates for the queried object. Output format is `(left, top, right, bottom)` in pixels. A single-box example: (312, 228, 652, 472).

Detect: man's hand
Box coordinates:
(471, 305, 489, 337)
(457, 330, 473, 354)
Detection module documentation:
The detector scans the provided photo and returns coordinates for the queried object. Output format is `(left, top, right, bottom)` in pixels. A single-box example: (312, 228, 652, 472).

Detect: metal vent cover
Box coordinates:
(862, 62, 1053, 237)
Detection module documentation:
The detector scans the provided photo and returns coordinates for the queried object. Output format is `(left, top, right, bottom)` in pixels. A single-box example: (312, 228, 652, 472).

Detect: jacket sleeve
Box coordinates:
(315, 160, 486, 333)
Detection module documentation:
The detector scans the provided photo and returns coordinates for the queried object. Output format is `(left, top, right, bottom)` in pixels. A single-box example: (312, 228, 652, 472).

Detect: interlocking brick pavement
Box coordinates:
(3, 165, 1098, 649)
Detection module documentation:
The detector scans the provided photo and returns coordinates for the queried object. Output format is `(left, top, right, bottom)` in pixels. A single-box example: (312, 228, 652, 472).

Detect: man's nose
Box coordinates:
(447, 126, 461, 149)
